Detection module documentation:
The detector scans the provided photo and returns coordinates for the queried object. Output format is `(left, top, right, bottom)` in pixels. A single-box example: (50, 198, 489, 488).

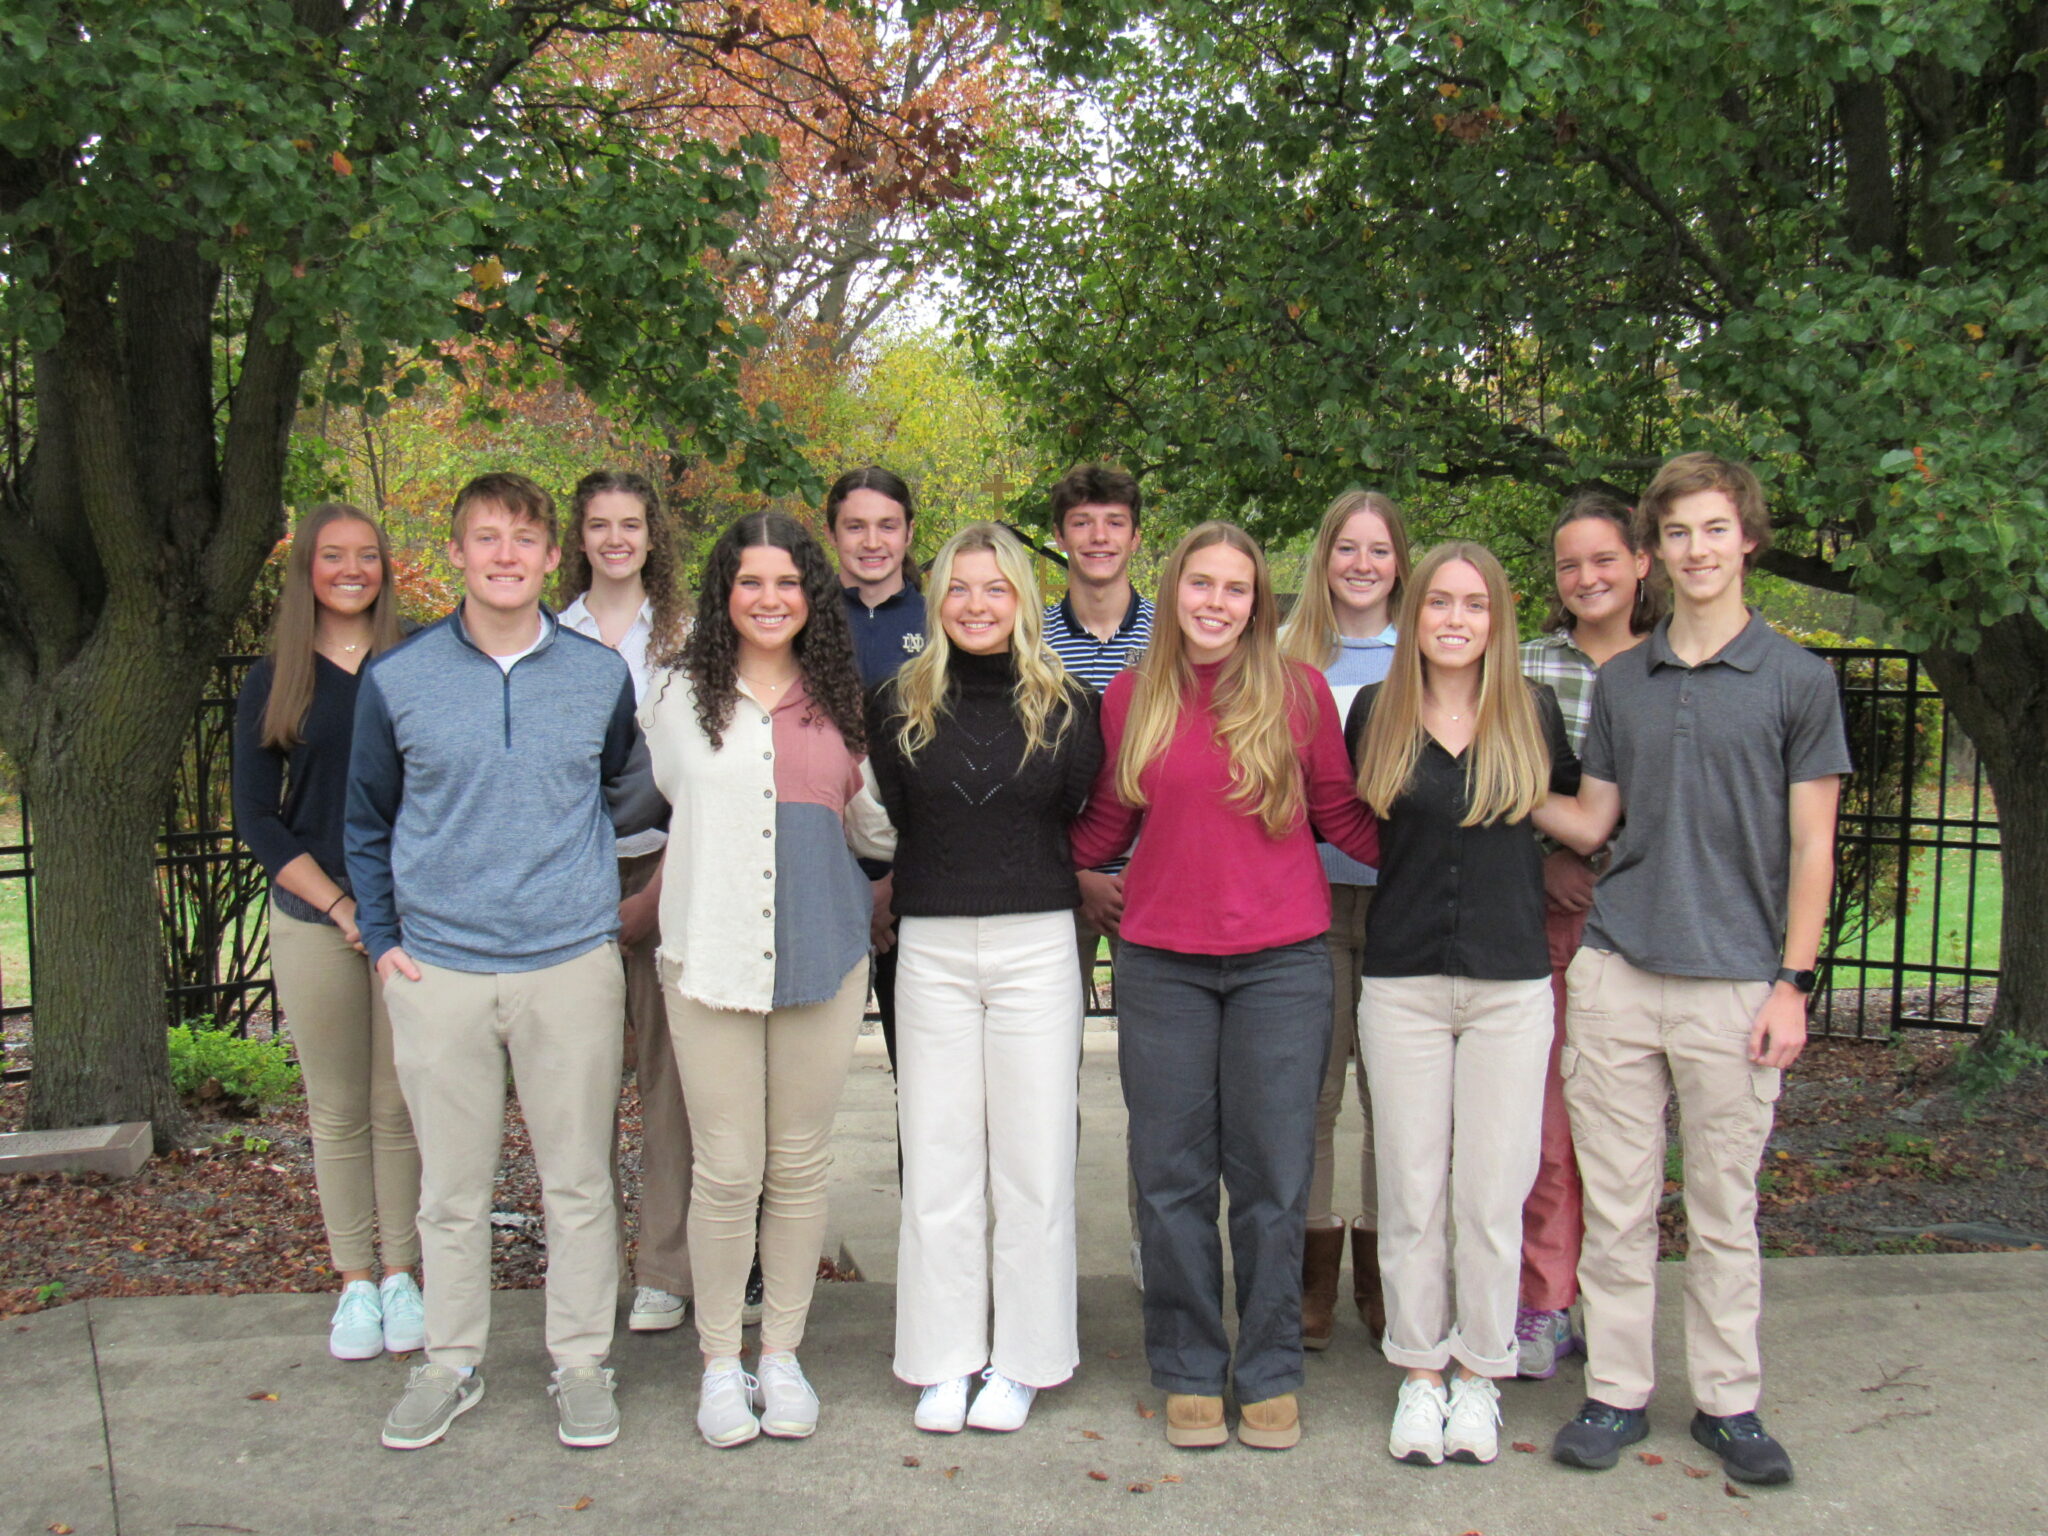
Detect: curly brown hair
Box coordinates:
(556, 469, 689, 648)
(653, 511, 866, 754)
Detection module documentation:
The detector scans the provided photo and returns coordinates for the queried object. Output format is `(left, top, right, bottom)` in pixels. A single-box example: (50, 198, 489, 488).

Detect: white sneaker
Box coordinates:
(328, 1280, 384, 1361)
(628, 1286, 689, 1332)
(697, 1356, 760, 1448)
(752, 1351, 820, 1439)
(379, 1272, 425, 1354)
(965, 1368, 1036, 1433)
(1389, 1376, 1449, 1465)
(1445, 1374, 1503, 1464)
(913, 1375, 971, 1434)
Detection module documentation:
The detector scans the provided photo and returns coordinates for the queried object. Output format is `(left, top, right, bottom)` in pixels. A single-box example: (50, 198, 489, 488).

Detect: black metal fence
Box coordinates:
(1809, 647, 1999, 1038)
(0, 647, 2003, 1053)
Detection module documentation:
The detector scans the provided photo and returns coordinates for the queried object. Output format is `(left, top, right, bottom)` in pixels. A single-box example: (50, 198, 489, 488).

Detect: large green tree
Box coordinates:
(933, 0, 2048, 1043)
(0, 0, 849, 1137)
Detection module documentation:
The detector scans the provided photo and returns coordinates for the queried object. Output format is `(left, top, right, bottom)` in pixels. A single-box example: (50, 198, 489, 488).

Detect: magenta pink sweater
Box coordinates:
(1070, 660, 1380, 956)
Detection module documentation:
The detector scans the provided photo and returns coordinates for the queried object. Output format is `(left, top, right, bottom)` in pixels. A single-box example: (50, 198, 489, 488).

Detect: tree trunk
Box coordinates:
(21, 665, 203, 1143)
(1920, 615, 2048, 1047)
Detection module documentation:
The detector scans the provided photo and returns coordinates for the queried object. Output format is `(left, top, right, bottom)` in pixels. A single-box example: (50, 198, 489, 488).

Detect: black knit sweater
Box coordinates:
(866, 649, 1105, 917)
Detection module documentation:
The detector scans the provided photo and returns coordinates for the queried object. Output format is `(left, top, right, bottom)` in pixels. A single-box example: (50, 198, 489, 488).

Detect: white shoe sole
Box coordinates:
(332, 1335, 385, 1362)
(701, 1419, 760, 1449)
(628, 1308, 687, 1332)
(560, 1421, 620, 1449)
(759, 1416, 817, 1439)
(1391, 1440, 1444, 1465)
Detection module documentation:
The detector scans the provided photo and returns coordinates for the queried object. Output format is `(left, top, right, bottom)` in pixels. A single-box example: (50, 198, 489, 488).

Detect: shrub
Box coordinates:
(166, 1022, 302, 1113)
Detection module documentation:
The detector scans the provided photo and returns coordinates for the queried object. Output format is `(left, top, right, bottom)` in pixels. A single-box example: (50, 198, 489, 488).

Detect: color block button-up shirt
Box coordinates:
(640, 673, 894, 1013)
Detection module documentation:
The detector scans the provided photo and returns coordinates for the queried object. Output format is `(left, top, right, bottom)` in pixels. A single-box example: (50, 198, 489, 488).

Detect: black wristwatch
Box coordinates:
(1775, 966, 1817, 994)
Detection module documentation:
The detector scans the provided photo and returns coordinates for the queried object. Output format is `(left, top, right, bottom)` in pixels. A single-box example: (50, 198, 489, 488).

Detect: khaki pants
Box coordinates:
(1563, 948, 1778, 1416)
(1309, 883, 1376, 1226)
(269, 903, 420, 1274)
(664, 960, 866, 1361)
(388, 944, 625, 1370)
(1360, 972, 1551, 1377)
(616, 851, 692, 1296)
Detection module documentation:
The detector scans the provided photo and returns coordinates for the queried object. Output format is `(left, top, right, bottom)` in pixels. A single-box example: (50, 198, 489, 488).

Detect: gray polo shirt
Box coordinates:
(1581, 611, 1852, 983)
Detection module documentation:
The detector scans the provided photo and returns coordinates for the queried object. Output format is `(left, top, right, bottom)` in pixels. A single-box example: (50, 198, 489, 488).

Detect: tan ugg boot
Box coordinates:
(1238, 1392, 1301, 1450)
(1301, 1224, 1346, 1351)
(1164, 1393, 1227, 1448)
(1352, 1221, 1387, 1336)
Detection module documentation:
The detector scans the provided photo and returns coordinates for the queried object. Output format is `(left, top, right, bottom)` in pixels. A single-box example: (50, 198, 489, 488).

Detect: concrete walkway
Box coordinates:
(6, 1035, 2047, 1536)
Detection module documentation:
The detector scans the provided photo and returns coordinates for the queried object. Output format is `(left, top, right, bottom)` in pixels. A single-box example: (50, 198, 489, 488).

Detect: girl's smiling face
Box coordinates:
(1326, 508, 1398, 628)
(939, 547, 1018, 655)
(1416, 558, 1490, 672)
(728, 544, 809, 657)
(1554, 515, 1648, 630)
(579, 490, 650, 585)
(310, 517, 384, 617)
(1176, 542, 1257, 664)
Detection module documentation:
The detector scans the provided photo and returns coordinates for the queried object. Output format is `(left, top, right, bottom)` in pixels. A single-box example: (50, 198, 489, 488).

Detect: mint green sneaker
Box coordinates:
(380, 1272, 425, 1354)
(328, 1280, 384, 1361)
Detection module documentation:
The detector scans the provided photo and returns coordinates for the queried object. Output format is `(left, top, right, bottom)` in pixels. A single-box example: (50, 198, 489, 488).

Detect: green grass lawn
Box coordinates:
(1824, 841, 2002, 995)
(0, 800, 27, 1013)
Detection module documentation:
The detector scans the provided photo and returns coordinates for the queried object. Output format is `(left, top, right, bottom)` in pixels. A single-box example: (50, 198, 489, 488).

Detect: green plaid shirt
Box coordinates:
(1519, 628, 1600, 756)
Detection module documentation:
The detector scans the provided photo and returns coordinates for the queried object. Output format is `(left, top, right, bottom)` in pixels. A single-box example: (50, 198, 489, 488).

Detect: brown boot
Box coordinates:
(1164, 1393, 1227, 1448)
(1301, 1224, 1345, 1351)
(1237, 1392, 1301, 1450)
(1351, 1222, 1387, 1336)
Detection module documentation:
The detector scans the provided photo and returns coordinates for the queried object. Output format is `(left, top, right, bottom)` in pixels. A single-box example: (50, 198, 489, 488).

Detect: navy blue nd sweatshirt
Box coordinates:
(344, 606, 665, 972)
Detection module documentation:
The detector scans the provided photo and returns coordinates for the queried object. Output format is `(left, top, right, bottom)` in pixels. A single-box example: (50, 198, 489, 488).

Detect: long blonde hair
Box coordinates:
(1355, 541, 1551, 826)
(1116, 521, 1312, 838)
(890, 522, 1084, 761)
(1280, 490, 1412, 670)
(261, 503, 404, 749)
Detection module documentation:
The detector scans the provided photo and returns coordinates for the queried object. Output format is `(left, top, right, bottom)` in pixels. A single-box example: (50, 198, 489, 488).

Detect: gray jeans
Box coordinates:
(1116, 938, 1332, 1402)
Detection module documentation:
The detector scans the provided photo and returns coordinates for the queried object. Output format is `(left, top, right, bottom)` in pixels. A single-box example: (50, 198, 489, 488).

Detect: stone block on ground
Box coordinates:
(0, 1121, 151, 1178)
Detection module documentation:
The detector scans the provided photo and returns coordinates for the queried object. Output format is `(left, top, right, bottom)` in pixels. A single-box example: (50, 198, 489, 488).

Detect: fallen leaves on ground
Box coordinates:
(244, 1391, 277, 1402)
(1638, 1452, 1664, 1465)
(1128, 1482, 1151, 1494)
(1510, 1441, 1538, 1453)
(1679, 1463, 1712, 1478)
(1087, 1470, 1109, 1482)
(1724, 1482, 1750, 1499)
(560, 1498, 593, 1512)
(901, 1455, 920, 1467)
(1081, 1428, 1103, 1440)
(1134, 1399, 1156, 1419)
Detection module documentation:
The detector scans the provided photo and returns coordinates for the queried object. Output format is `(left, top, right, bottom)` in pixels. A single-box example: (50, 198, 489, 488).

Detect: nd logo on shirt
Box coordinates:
(902, 633, 926, 656)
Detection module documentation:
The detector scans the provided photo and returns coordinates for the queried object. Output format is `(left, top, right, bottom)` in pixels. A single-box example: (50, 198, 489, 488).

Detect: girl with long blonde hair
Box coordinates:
(867, 523, 1103, 1436)
(1344, 541, 1579, 1470)
(1277, 490, 1411, 1352)
(232, 503, 421, 1362)
(1069, 521, 1380, 1454)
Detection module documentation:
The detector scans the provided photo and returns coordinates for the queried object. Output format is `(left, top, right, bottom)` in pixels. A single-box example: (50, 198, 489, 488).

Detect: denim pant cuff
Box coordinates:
(1149, 1368, 1228, 1396)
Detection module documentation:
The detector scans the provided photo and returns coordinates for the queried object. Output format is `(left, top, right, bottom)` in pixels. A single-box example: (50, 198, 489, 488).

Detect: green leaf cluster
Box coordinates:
(0, 0, 814, 494)
(936, 1, 2048, 649)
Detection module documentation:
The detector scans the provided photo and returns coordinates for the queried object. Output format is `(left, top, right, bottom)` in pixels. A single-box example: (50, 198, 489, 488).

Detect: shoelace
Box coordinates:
(1450, 1378, 1502, 1423)
(1711, 1411, 1769, 1441)
(763, 1356, 815, 1397)
(1513, 1308, 1554, 1343)
(1575, 1400, 1635, 1430)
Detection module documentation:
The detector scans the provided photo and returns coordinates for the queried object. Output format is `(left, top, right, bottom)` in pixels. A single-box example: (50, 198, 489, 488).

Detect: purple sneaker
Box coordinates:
(1515, 1308, 1579, 1380)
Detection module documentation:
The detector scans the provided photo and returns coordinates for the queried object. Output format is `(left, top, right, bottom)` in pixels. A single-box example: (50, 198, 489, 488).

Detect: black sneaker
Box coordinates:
(1551, 1399, 1650, 1470)
(1690, 1409, 1794, 1485)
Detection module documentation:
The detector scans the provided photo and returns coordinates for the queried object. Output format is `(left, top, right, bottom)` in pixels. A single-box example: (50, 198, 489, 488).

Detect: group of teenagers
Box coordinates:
(232, 448, 1849, 1488)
